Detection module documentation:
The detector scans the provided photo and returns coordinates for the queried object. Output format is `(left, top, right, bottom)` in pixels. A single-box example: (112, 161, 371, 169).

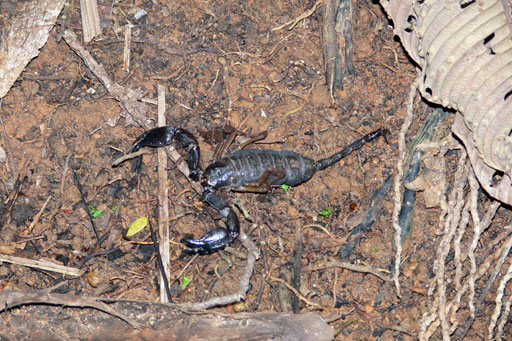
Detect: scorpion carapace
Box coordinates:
(132, 126, 389, 254)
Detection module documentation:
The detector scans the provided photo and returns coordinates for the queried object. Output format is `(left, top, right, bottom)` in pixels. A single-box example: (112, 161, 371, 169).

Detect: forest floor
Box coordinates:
(1, 0, 508, 339)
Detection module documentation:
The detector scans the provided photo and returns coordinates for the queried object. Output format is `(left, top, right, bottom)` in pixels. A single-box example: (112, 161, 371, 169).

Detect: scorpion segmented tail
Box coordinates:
(314, 128, 388, 171)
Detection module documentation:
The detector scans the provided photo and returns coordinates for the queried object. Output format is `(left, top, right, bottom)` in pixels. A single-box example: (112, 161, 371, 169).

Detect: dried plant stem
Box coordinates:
(0, 254, 84, 277)
(496, 287, 512, 339)
(391, 73, 421, 296)
(453, 198, 470, 293)
(420, 149, 468, 340)
(467, 169, 481, 318)
(435, 151, 467, 340)
(488, 256, 512, 339)
(157, 84, 171, 303)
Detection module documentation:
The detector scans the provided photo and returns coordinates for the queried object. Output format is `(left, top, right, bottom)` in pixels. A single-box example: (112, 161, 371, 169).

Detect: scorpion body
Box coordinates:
(204, 128, 386, 190)
(131, 126, 388, 254)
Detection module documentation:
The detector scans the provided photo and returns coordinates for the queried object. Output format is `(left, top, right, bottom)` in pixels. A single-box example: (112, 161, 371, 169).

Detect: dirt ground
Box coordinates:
(1, 0, 508, 340)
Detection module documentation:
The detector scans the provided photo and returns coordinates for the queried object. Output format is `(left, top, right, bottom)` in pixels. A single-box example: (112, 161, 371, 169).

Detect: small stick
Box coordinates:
(303, 223, 336, 240)
(0, 117, 17, 177)
(149, 219, 172, 303)
(270, 276, 323, 309)
(122, 25, 132, 72)
(218, 57, 233, 116)
(157, 84, 171, 303)
(59, 154, 72, 199)
(27, 195, 52, 234)
(303, 260, 390, 283)
(0, 254, 84, 277)
(272, 0, 323, 31)
(111, 149, 146, 167)
(171, 254, 198, 287)
(80, 0, 101, 43)
(72, 170, 100, 241)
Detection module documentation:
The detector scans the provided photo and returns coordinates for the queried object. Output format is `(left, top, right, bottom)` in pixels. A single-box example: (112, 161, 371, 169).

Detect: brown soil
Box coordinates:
(1, 0, 492, 339)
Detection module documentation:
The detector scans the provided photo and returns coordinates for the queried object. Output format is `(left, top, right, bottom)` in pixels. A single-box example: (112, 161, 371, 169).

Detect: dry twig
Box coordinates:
(157, 84, 171, 303)
(303, 260, 390, 283)
(0, 254, 84, 277)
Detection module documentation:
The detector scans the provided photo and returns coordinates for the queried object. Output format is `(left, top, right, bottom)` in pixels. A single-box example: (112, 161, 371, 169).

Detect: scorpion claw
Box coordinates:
(131, 126, 202, 180)
(132, 126, 177, 153)
(181, 227, 235, 254)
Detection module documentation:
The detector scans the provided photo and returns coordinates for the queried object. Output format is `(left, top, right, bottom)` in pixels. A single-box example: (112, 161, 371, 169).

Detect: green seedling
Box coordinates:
(111, 204, 119, 212)
(281, 184, 292, 191)
(318, 208, 332, 217)
(182, 276, 191, 290)
(88, 205, 103, 218)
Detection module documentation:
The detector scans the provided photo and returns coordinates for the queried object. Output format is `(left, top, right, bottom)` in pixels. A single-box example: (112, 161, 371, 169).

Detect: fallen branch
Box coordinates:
(0, 291, 333, 340)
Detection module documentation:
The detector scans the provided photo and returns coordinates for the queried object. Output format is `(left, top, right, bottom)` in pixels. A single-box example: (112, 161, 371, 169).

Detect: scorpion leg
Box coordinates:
(181, 188, 240, 254)
(132, 126, 201, 180)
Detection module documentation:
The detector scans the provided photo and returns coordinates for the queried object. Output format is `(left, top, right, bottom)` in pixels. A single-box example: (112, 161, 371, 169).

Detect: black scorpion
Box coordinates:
(132, 126, 388, 254)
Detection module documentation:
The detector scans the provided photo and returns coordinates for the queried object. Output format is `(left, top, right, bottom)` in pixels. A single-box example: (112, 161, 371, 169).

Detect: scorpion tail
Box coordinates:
(315, 128, 389, 171)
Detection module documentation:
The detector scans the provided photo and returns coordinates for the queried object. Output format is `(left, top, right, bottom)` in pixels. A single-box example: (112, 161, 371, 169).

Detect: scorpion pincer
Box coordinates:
(132, 126, 389, 255)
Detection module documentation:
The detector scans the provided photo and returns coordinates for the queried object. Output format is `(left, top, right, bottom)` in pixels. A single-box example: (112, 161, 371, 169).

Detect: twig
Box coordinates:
(270, 276, 323, 309)
(62, 30, 149, 126)
(111, 149, 147, 166)
(27, 195, 52, 234)
(467, 169, 481, 319)
(59, 154, 72, 199)
(218, 57, 233, 116)
(0, 254, 84, 277)
(171, 254, 198, 287)
(157, 84, 171, 303)
(72, 170, 100, 241)
(303, 260, 390, 283)
(272, 0, 323, 31)
(122, 24, 132, 72)
(80, 0, 101, 43)
(0, 117, 17, 177)
(149, 219, 172, 303)
(303, 223, 336, 240)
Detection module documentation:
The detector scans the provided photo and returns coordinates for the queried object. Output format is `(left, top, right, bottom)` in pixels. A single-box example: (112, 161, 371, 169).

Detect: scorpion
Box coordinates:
(132, 126, 388, 255)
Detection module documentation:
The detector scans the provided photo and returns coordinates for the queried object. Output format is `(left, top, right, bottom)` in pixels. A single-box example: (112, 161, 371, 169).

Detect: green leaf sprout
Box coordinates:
(182, 276, 191, 290)
(281, 184, 292, 191)
(88, 205, 103, 218)
(318, 208, 332, 217)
